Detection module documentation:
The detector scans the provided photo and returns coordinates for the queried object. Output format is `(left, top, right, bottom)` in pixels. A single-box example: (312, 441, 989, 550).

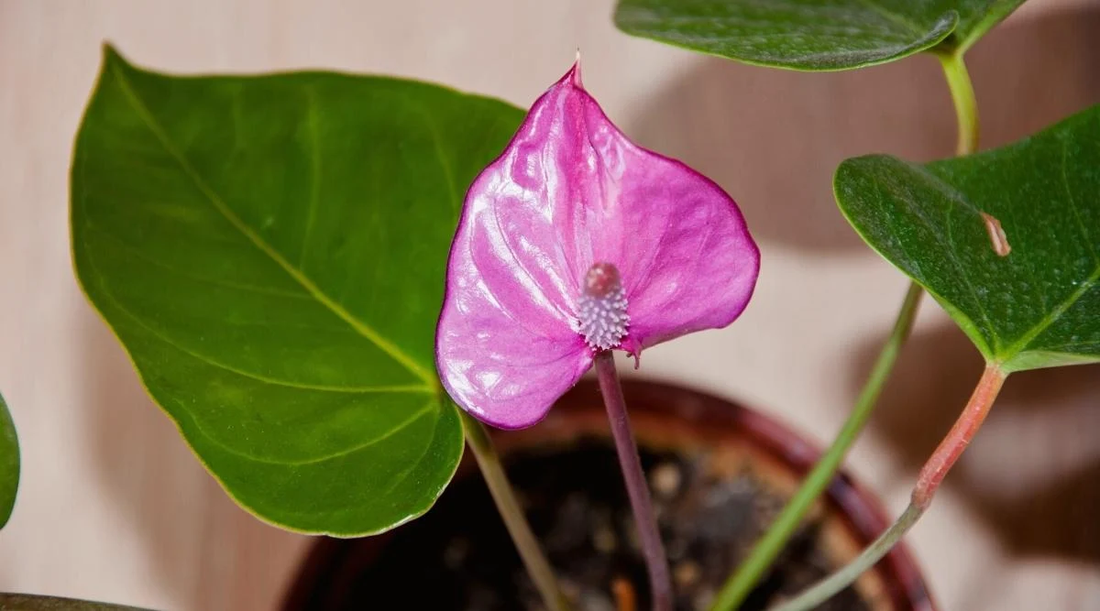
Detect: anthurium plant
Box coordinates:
(1, 1, 1096, 609)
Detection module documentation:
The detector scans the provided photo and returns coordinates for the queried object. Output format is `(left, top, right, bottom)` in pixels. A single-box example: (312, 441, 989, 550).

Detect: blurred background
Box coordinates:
(0, 0, 1098, 609)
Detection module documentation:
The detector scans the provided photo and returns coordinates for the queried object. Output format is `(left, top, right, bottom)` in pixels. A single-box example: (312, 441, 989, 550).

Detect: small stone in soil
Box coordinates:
(673, 560, 702, 588)
(651, 462, 682, 497)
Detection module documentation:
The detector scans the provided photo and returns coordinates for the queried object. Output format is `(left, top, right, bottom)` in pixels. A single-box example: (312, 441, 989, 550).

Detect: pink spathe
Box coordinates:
(436, 61, 760, 429)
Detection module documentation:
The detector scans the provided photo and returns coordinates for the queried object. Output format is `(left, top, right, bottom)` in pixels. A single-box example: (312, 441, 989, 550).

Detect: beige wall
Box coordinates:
(1, 1, 1098, 609)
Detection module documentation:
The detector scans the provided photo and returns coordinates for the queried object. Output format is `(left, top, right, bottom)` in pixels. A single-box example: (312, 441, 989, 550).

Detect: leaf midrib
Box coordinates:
(891, 161, 1001, 350)
(932, 133, 1100, 361)
(852, 0, 929, 36)
(1000, 266, 1100, 361)
(953, 0, 1029, 54)
(95, 273, 431, 394)
(853, 156, 1100, 364)
(108, 60, 437, 389)
(83, 256, 442, 466)
(904, 159, 1100, 359)
(185, 396, 439, 467)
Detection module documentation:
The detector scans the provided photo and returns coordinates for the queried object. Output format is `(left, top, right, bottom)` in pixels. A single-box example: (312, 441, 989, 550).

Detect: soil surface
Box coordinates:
(296, 438, 871, 610)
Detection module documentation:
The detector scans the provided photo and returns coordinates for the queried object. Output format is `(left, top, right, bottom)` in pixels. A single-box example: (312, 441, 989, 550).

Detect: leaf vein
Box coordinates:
(87, 224, 312, 300)
(903, 164, 1000, 350)
(1060, 134, 1099, 263)
(298, 84, 324, 269)
(853, 0, 926, 35)
(108, 61, 436, 386)
(1002, 265, 1099, 357)
(410, 95, 461, 218)
(180, 396, 437, 467)
(89, 263, 432, 394)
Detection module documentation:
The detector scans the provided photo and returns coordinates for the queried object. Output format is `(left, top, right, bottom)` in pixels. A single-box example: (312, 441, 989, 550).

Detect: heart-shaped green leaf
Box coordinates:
(836, 104, 1099, 373)
(71, 46, 524, 535)
(0, 391, 17, 529)
(614, 0, 1027, 71)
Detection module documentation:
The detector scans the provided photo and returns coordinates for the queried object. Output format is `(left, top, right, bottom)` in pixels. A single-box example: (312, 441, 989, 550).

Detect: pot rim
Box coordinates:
(283, 377, 936, 611)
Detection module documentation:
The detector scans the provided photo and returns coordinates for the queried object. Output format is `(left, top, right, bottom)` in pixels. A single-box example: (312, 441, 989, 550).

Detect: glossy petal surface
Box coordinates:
(437, 65, 759, 429)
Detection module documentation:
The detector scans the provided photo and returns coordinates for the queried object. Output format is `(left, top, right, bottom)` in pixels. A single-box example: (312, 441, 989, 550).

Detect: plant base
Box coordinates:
(284, 380, 933, 611)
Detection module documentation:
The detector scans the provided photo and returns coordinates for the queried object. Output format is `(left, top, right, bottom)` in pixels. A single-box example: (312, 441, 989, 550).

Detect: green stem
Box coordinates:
(709, 282, 923, 611)
(763, 46, 987, 611)
(771, 503, 925, 611)
(713, 45, 981, 611)
(938, 50, 980, 156)
(772, 365, 1006, 611)
(461, 411, 571, 611)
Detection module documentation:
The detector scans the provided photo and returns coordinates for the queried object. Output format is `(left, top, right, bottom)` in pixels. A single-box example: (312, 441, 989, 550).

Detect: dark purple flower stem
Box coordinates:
(594, 350, 672, 611)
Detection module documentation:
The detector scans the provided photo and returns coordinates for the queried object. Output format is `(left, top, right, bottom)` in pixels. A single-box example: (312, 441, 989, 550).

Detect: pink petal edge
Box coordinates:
(436, 60, 760, 429)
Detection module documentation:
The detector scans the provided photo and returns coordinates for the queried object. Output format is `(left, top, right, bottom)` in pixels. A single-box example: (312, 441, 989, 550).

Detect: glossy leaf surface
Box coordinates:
(0, 391, 17, 529)
(614, 0, 1027, 71)
(71, 46, 523, 535)
(836, 104, 1100, 373)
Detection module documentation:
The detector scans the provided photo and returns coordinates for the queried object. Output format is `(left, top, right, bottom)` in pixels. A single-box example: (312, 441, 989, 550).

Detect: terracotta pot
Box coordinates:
(283, 379, 935, 611)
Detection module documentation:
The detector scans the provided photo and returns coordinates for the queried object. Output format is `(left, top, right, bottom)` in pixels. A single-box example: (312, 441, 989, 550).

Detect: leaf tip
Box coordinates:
(99, 43, 142, 77)
(100, 42, 122, 65)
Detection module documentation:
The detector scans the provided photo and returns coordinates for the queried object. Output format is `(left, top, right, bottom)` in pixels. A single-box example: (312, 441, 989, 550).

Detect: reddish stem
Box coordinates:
(775, 363, 1008, 611)
(594, 351, 673, 611)
(912, 363, 1006, 509)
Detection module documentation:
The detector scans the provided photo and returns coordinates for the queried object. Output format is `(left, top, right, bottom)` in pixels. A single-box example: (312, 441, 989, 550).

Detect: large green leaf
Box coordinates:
(0, 392, 17, 529)
(614, 0, 1027, 71)
(71, 45, 524, 535)
(836, 104, 1099, 373)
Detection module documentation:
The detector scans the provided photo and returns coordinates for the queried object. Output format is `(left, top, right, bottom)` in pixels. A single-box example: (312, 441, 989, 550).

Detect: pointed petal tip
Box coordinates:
(565, 49, 583, 88)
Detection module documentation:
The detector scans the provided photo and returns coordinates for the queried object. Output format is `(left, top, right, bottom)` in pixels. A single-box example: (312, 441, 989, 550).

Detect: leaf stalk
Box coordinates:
(771, 364, 1006, 611)
(715, 41, 983, 611)
(938, 51, 980, 156)
(461, 411, 571, 611)
(709, 282, 923, 611)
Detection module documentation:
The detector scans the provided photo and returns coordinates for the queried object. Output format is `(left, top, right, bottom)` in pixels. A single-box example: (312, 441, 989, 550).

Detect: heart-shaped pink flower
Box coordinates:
(436, 61, 760, 429)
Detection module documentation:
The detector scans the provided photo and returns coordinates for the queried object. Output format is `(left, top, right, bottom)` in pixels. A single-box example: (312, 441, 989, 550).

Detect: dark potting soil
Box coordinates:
(307, 438, 871, 611)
